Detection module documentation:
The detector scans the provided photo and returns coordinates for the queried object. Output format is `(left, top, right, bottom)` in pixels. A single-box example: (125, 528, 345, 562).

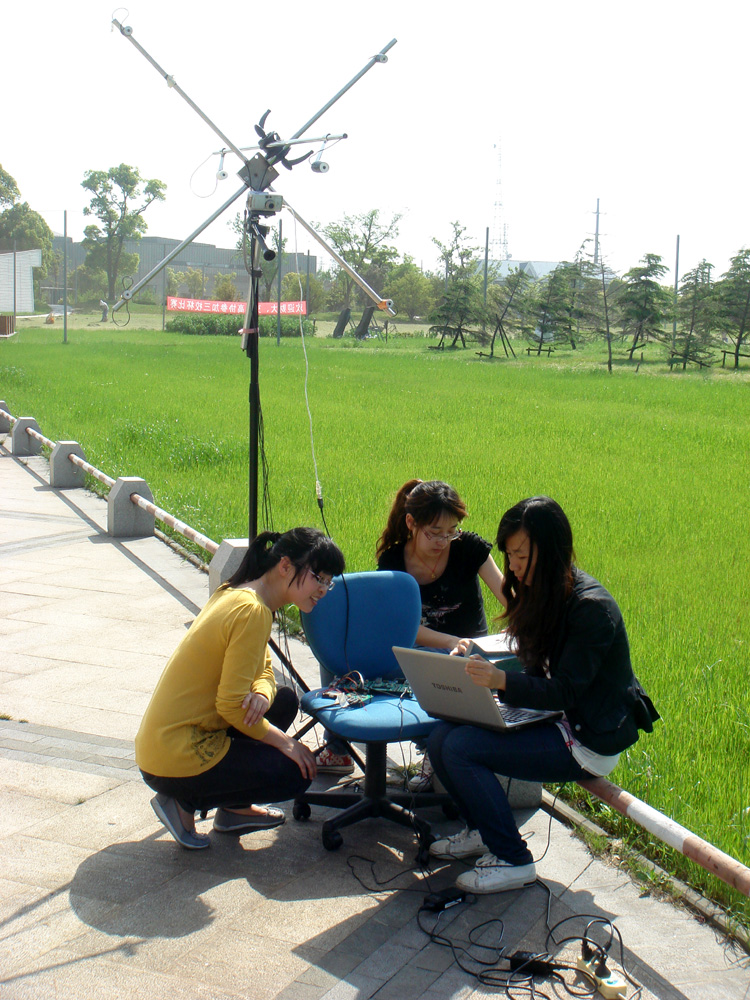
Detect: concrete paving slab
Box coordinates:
(0, 756, 122, 803)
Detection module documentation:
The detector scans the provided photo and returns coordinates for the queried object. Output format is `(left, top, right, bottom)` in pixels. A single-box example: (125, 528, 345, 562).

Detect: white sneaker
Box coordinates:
(456, 853, 537, 894)
(408, 755, 434, 792)
(429, 826, 486, 859)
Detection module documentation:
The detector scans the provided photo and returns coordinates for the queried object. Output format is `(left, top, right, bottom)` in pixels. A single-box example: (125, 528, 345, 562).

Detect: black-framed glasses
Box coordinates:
(310, 570, 336, 591)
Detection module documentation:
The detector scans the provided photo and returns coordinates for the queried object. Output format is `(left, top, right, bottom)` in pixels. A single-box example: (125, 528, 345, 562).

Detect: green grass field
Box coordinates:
(2, 321, 749, 925)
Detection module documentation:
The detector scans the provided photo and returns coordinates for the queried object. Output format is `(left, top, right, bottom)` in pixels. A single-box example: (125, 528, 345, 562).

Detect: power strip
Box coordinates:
(576, 955, 627, 999)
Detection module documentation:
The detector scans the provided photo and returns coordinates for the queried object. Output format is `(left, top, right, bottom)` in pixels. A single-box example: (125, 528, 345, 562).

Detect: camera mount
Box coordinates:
(109, 15, 397, 547)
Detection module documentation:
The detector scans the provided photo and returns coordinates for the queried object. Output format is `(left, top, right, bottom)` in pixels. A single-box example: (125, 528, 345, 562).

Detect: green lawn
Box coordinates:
(2, 322, 749, 924)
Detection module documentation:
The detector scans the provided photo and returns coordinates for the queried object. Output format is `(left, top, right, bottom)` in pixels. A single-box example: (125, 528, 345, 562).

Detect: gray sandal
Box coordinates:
(213, 806, 285, 834)
(150, 794, 211, 850)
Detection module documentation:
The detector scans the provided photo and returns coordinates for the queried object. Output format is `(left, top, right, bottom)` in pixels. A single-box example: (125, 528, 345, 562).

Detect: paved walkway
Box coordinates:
(0, 441, 748, 1000)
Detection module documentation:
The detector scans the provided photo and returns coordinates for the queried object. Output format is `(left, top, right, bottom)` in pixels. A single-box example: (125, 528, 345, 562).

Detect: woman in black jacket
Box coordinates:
(427, 496, 658, 894)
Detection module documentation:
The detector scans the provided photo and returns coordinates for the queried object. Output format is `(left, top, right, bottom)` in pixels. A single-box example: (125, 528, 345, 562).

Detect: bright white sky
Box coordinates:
(5, 0, 748, 285)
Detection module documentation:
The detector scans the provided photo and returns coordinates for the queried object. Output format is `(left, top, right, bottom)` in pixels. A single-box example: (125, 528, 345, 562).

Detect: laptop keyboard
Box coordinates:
(493, 699, 558, 725)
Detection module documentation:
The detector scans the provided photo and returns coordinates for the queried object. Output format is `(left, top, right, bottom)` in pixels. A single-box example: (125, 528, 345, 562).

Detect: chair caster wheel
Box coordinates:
(293, 802, 311, 821)
(442, 801, 460, 820)
(322, 828, 343, 851)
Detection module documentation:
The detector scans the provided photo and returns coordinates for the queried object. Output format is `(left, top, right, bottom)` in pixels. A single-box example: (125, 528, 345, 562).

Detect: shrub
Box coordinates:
(165, 314, 312, 337)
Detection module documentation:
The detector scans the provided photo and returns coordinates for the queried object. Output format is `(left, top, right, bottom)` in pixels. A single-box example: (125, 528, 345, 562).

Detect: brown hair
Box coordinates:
(376, 479, 468, 560)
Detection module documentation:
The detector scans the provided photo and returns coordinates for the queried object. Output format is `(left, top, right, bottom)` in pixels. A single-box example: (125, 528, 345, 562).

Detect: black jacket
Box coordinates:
(503, 568, 659, 755)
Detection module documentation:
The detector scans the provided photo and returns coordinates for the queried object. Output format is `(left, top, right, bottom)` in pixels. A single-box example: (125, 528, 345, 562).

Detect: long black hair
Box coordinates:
(225, 528, 345, 589)
(376, 479, 468, 559)
(497, 496, 575, 674)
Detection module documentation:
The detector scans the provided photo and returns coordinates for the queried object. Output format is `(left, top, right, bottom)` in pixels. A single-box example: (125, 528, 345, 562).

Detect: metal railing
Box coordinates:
(0, 404, 218, 555)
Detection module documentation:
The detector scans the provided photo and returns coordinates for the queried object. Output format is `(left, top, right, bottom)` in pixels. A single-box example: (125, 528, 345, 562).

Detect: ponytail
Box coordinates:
(376, 479, 468, 560)
(224, 527, 345, 589)
(376, 479, 422, 559)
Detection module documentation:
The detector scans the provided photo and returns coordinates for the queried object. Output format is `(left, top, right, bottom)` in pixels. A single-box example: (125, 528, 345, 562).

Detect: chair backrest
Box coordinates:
(301, 570, 421, 680)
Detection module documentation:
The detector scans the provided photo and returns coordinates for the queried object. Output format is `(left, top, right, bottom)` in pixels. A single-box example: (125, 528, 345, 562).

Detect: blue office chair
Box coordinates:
(294, 571, 449, 854)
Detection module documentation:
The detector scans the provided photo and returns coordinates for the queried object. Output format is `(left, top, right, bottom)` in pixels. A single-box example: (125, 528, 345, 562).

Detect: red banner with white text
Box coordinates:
(167, 297, 306, 316)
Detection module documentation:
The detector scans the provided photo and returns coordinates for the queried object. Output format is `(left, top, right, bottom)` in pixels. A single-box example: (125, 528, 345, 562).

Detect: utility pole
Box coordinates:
(483, 227, 489, 304)
(594, 198, 600, 265)
(63, 211, 68, 344)
(672, 234, 680, 351)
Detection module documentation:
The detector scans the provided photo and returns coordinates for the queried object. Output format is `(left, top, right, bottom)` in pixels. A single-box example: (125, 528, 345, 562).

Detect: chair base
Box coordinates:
(294, 741, 451, 857)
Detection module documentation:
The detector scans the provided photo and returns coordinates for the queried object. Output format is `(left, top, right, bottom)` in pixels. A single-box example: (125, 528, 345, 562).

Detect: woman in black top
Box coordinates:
(376, 479, 506, 649)
(426, 496, 658, 894)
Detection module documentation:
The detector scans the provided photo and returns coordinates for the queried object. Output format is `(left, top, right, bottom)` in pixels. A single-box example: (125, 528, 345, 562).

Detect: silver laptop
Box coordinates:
(392, 646, 562, 732)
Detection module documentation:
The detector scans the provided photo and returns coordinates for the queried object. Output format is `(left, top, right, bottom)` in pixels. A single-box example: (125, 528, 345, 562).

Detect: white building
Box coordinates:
(0, 249, 42, 312)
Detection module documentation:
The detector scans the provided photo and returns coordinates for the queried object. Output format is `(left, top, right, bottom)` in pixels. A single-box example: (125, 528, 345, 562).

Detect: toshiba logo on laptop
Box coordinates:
(431, 683, 463, 694)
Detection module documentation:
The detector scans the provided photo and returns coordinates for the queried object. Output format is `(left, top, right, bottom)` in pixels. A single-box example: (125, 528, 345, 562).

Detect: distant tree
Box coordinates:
(433, 221, 479, 282)
(714, 248, 750, 368)
(590, 260, 622, 373)
(0, 164, 21, 208)
(72, 264, 108, 301)
(166, 268, 186, 297)
(0, 201, 55, 298)
(323, 209, 401, 310)
(618, 253, 671, 359)
(673, 260, 715, 368)
(81, 164, 166, 300)
(530, 261, 584, 351)
(429, 223, 487, 345)
(281, 271, 326, 314)
(184, 267, 204, 299)
(567, 238, 621, 370)
(384, 259, 435, 320)
(487, 267, 534, 339)
(213, 272, 241, 301)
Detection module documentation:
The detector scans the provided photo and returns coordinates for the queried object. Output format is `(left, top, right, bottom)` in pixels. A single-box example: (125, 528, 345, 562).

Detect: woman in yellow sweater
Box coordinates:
(136, 527, 345, 849)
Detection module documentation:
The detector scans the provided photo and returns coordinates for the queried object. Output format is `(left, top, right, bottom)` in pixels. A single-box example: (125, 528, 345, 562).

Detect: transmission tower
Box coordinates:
(491, 141, 510, 260)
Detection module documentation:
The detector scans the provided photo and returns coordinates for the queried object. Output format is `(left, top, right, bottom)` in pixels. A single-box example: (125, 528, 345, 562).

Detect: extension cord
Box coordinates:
(576, 955, 627, 999)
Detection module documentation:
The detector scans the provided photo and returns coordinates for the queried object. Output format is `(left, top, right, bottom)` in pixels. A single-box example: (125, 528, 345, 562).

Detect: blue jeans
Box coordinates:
(426, 720, 587, 865)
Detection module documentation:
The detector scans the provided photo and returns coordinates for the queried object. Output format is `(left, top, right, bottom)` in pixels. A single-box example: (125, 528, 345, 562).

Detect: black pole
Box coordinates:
(244, 214, 277, 541)
(12, 240, 17, 332)
(63, 211, 68, 344)
(305, 252, 310, 316)
(276, 219, 282, 346)
(246, 229, 262, 542)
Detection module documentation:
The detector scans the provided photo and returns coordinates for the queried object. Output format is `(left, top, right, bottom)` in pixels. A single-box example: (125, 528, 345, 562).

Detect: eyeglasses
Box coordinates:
(421, 526, 461, 544)
(310, 570, 336, 591)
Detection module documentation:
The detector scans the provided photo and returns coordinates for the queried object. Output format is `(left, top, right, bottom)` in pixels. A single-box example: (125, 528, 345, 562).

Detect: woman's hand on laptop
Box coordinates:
(465, 657, 507, 692)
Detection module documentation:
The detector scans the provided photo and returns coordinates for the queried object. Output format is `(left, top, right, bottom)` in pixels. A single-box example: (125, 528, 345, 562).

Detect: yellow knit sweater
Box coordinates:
(135, 586, 277, 777)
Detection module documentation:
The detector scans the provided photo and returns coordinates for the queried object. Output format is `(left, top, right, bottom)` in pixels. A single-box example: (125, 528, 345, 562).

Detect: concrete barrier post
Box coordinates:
(11, 418, 43, 456)
(50, 441, 88, 489)
(108, 477, 155, 538)
(0, 401, 11, 433)
(209, 538, 249, 595)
